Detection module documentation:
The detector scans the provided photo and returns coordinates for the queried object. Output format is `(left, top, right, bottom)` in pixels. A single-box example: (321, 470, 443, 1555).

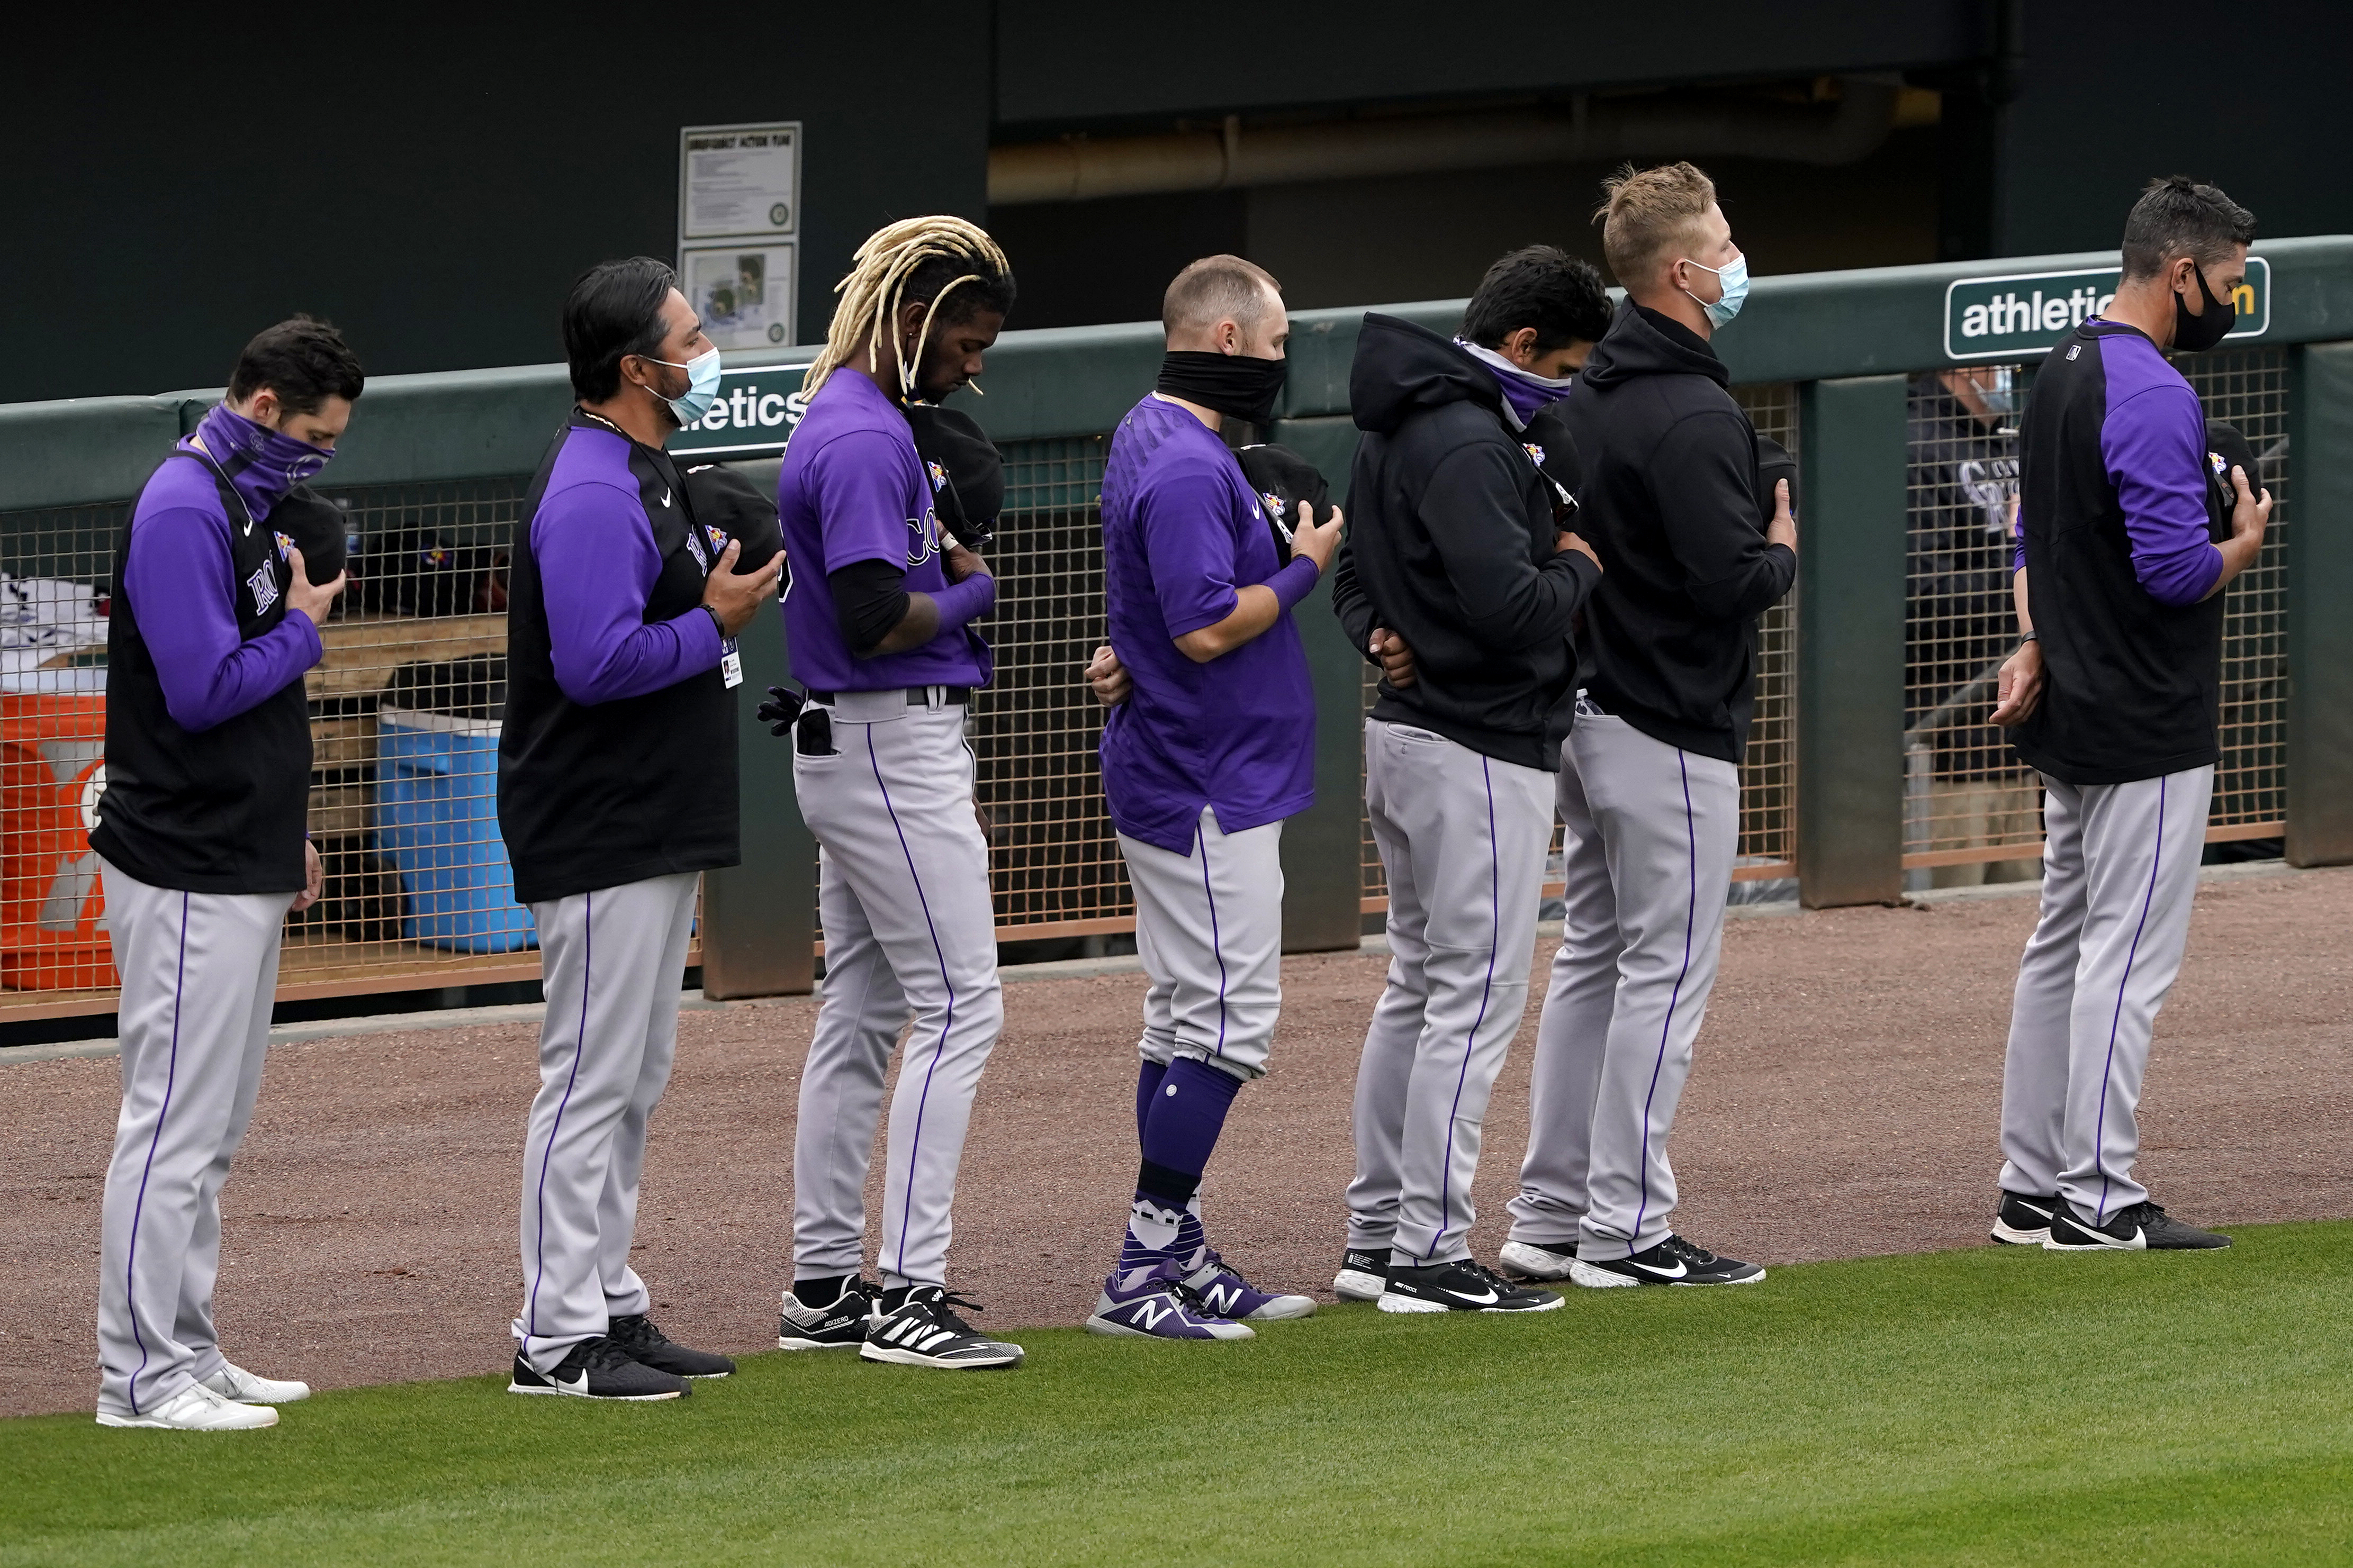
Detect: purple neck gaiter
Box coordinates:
(1456, 337, 1577, 426)
(185, 403, 334, 524)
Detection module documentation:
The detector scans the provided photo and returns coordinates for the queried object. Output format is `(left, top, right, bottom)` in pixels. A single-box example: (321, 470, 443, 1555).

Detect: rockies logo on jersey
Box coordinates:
(904, 505, 941, 568)
(246, 562, 280, 615)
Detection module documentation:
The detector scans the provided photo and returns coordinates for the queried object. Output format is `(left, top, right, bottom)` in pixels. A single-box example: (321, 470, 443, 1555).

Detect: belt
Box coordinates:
(808, 685, 970, 705)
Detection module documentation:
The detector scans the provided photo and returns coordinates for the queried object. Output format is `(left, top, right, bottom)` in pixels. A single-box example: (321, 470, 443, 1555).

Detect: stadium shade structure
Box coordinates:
(0, 239, 2349, 1019)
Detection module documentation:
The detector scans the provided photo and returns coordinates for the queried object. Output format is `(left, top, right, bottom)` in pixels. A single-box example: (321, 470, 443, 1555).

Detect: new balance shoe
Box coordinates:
(1333, 1247, 1391, 1302)
(198, 1361, 310, 1404)
(1991, 1190, 2060, 1246)
(1496, 1238, 1579, 1281)
(860, 1287, 1025, 1369)
(96, 1381, 277, 1431)
(1570, 1235, 1765, 1288)
(2045, 1200, 2231, 1251)
(779, 1277, 881, 1351)
(1180, 1249, 1315, 1320)
(1086, 1261, 1254, 1340)
(608, 1313, 735, 1378)
(1378, 1258, 1562, 1314)
(507, 1336, 689, 1400)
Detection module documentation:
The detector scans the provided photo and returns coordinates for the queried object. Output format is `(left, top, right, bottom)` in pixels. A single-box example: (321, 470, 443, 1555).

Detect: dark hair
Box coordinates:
(2120, 176, 2256, 282)
(1462, 246, 1613, 352)
(900, 250, 1018, 329)
(227, 316, 364, 414)
(564, 257, 678, 402)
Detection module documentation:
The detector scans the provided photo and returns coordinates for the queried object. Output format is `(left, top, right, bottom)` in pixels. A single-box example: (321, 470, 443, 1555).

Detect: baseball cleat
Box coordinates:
(1570, 1234, 1764, 1288)
(2044, 1200, 2230, 1252)
(507, 1337, 689, 1400)
(1378, 1258, 1562, 1314)
(1496, 1239, 1580, 1281)
(1180, 1249, 1315, 1320)
(1333, 1247, 1391, 1302)
(1087, 1261, 1254, 1340)
(860, 1287, 1025, 1370)
(608, 1313, 735, 1378)
(779, 1277, 881, 1350)
(198, 1361, 310, 1404)
(96, 1381, 278, 1431)
(1991, 1191, 2060, 1246)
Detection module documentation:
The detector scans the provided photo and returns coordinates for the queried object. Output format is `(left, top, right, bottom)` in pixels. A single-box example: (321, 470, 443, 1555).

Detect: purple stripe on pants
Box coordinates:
(1628, 753, 1699, 1257)
(122, 890, 191, 1415)
(1198, 819, 1231, 1061)
(2094, 774, 2166, 1224)
(526, 890, 591, 1342)
(1428, 758, 1501, 1262)
(869, 726, 958, 1282)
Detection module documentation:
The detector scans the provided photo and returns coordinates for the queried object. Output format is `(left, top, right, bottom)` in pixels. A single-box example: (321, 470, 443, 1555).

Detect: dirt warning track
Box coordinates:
(4, 865, 2347, 1418)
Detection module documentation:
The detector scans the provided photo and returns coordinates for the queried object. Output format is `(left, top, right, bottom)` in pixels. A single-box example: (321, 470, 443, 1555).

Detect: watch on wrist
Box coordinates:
(701, 603, 727, 639)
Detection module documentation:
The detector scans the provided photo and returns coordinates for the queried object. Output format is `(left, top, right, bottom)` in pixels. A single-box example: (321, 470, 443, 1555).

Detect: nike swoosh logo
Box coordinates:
(1448, 1287, 1500, 1304)
(557, 1373, 587, 1393)
(1628, 1260, 1688, 1279)
(660, 488, 672, 507)
(241, 519, 254, 535)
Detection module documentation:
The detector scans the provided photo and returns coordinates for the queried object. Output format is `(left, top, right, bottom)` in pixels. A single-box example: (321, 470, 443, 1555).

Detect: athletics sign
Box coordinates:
(1943, 258, 2268, 361)
(667, 358, 819, 460)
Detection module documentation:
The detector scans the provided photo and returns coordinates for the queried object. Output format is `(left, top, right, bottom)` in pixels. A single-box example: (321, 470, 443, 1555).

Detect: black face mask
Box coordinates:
(2172, 262, 2237, 354)
(1156, 351, 1288, 427)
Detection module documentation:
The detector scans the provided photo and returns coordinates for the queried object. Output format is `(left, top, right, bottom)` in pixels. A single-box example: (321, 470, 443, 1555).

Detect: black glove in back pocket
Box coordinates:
(795, 707, 835, 757)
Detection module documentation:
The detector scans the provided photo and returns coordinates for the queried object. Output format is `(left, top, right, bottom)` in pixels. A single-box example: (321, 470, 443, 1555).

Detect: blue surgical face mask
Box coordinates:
(645, 347, 724, 425)
(1681, 252, 1750, 329)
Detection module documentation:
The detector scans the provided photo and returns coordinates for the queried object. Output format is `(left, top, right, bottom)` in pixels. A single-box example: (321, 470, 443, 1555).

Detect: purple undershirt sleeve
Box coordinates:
(2104, 385, 2224, 606)
(124, 505, 321, 732)
(1267, 554, 1321, 613)
(927, 571, 997, 636)
(535, 483, 723, 705)
(2012, 499, 2026, 574)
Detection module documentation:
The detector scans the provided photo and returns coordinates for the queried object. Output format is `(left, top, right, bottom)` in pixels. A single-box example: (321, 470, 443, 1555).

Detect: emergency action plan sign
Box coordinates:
(679, 122, 801, 351)
(1944, 258, 2268, 361)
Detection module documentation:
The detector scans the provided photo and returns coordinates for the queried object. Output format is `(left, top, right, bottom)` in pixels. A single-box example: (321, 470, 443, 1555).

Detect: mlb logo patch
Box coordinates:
(1523, 442, 1547, 468)
(273, 530, 294, 560)
(706, 525, 729, 556)
(2209, 450, 2229, 477)
(927, 459, 951, 495)
(246, 562, 280, 615)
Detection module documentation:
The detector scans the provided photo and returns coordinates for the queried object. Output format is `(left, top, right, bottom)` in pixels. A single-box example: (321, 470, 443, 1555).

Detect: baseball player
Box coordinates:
(1328, 247, 1608, 1315)
(502, 257, 780, 1400)
(89, 318, 358, 1430)
(1500, 164, 1794, 1290)
(1986, 176, 2268, 1253)
(767, 217, 1028, 1370)
(1080, 256, 1340, 1340)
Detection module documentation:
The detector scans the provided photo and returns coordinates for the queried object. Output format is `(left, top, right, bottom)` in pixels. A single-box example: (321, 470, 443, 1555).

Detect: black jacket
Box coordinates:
(1565, 301, 1796, 763)
(1330, 314, 1602, 771)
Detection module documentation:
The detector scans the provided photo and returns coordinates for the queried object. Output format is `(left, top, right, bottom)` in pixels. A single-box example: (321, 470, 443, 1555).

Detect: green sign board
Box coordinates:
(1942, 257, 2269, 361)
(667, 356, 818, 459)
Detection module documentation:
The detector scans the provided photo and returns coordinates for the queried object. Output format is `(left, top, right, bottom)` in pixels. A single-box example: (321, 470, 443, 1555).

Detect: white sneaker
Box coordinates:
(96, 1381, 278, 1431)
(200, 1361, 311, 1404)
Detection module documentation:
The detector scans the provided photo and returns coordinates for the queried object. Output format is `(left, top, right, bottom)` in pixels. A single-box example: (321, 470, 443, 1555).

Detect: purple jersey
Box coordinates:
(1099, 394, 1315, 855)
(776, 371, 993, 692)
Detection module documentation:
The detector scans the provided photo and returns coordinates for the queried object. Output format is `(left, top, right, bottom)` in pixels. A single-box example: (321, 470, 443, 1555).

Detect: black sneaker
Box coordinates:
(2046, 1199, 2231, 1251)
(608, 1313, 735, 1378)
(1570, 1234, 1765, 1288)
(859, 1287, 1025, 1370)
(1496, 1238, 1580, 1280)
(1334, 1247, 1391, 1302)
(1991, 1191, 2060, 1246)
(1378, 1258, 1562, 1314)
(778, 1277, 881, 1351)
(507, 1336, 689, 1400)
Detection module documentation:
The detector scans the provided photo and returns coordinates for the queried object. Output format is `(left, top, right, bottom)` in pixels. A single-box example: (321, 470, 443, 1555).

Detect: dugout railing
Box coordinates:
(1, 238, 2349, 1018)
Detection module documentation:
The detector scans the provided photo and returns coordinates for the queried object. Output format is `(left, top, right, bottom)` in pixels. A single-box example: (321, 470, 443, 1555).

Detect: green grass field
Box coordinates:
(5, 1223, 2349, 1566)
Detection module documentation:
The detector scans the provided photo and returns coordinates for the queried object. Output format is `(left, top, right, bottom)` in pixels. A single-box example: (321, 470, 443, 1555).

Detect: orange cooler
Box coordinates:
(0, 687, 116, 990)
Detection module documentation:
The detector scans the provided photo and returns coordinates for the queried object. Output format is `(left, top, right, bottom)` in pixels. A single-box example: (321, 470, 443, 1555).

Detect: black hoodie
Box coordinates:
(1330, 314, 1603, 771)
(1565, 300, 1797, 763)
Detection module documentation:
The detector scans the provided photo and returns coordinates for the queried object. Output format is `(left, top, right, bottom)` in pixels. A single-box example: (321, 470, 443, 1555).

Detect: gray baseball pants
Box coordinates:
(1347, 719, 1553, 1265)
(1999, 765, 2213, 1223)
(1120, 806, 1283, 1083)
(513, 870, 699, 1373)
(1507, 713, 1741, 1259)
(94, 857, 293, 1420)
(792, 690, 1004, 1290)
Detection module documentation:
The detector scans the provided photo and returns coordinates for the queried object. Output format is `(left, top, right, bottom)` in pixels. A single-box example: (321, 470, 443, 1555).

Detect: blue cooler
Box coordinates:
(375, 656, 535, 953)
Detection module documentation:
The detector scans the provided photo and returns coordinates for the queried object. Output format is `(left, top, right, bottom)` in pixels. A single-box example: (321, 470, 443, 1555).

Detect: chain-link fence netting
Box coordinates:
(1903, 347, 2290, 889)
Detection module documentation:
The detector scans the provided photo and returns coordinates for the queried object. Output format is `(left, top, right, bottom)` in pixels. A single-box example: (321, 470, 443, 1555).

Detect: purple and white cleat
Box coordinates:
(1179, 1248, 1317, 1321)
(1085, 1261, 1254, 1340)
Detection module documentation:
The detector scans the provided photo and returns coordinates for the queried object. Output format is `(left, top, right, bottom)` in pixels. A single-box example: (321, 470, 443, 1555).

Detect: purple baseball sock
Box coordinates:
(1117, 1058, 1242, 1270)
(1135, 1059, 1169, 1144)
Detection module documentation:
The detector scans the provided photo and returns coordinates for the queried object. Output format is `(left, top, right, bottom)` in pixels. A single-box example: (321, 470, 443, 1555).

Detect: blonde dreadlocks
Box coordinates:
(801, 216, 1014, 403)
